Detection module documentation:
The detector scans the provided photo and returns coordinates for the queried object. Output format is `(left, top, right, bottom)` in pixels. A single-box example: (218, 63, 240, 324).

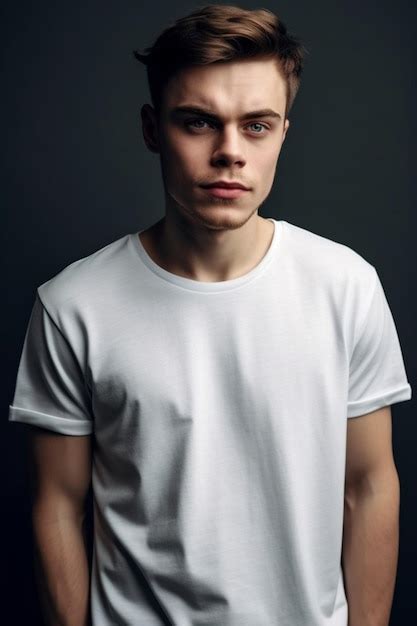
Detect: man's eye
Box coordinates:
(185, 118, 211, 130)
(248, 122, 269, 134)
(184, 119, 269, 134)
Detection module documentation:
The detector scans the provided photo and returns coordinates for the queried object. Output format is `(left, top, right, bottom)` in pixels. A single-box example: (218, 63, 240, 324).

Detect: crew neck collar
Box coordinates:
(129, 218, 285, 293)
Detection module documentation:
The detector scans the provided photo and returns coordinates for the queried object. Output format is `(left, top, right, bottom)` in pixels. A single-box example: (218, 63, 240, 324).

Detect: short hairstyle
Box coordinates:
(133, 4, 308, 121)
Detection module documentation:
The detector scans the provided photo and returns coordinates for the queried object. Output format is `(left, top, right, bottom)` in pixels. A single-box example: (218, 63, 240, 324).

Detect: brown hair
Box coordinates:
(133, 4, 308, 121)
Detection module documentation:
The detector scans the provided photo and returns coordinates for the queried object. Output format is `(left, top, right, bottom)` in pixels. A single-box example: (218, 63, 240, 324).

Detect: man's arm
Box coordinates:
(27, 425, 92, 626)
(342, 405, 400, 626)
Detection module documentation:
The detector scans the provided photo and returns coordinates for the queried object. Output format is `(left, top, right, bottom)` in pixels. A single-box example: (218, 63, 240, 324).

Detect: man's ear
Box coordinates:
(282, 118, 290, 143)
(141, 104, 160, 153)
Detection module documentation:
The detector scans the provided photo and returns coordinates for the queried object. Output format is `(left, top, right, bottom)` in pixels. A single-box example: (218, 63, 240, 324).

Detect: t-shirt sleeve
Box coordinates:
(347, 266, 412, 418)
(8, 291, 93, 435)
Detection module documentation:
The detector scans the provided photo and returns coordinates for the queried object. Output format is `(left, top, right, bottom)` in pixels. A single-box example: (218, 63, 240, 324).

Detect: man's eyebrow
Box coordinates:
(170, 105, 282, 121)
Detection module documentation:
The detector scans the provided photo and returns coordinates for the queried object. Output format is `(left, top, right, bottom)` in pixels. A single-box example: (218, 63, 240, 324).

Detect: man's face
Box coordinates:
(142, 57, 290, 231)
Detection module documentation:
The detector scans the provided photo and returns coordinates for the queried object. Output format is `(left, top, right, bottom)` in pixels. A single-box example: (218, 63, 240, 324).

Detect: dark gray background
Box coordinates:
(3, 0, 416, 623)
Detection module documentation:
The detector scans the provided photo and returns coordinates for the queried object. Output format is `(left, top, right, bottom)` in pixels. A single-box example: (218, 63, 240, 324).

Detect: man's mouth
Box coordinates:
(200, 186, 249, 199)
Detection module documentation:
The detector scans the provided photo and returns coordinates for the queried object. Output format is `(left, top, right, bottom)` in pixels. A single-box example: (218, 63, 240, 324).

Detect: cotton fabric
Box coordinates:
(9, 218, 412, 625)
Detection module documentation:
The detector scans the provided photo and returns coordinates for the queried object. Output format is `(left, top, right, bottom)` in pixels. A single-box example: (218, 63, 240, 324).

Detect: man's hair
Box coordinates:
(133, 4, 308, 121)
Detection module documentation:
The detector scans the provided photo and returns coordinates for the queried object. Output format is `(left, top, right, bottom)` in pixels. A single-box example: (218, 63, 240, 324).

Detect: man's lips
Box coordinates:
(200, 186, 249, 199)
(200, 181, 250, 190)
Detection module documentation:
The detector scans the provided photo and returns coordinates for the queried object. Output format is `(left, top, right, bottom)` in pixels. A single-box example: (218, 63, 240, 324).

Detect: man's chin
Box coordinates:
(183, 204, 258, 231)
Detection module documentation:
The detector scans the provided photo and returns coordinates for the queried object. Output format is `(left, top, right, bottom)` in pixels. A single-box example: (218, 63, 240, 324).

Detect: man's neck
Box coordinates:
(138, 214, 274, 283)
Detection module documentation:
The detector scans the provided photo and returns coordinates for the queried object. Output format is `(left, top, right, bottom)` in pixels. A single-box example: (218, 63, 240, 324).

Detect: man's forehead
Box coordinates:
(178, 63, 281, 88)
(163, 60, 286, 117)
(167, 62, 285, 103)
(174, 95, 273, 111)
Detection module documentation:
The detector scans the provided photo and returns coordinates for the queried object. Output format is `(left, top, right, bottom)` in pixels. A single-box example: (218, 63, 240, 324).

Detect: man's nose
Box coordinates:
(210, 127, 247, 167)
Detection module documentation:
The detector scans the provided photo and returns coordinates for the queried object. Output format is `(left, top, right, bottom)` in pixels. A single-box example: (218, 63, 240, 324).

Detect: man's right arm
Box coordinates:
(27, 426, 92, 626)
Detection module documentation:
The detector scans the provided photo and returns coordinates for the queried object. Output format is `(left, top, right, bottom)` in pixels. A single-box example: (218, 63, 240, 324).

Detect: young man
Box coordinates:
(8, 4, 412, 626)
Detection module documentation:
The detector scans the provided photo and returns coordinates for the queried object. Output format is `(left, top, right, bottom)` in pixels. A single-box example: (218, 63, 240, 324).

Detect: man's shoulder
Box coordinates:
(283, 220, 376, 291)
(37, 231, 132, 320)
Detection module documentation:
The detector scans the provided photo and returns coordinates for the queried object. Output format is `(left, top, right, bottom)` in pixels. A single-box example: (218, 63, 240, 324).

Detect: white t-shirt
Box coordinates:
(9, 218, 412, 626)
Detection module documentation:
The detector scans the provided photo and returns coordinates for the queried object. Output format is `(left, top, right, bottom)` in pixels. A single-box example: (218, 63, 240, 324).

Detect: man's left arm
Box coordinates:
(342, 405, 400, 626)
